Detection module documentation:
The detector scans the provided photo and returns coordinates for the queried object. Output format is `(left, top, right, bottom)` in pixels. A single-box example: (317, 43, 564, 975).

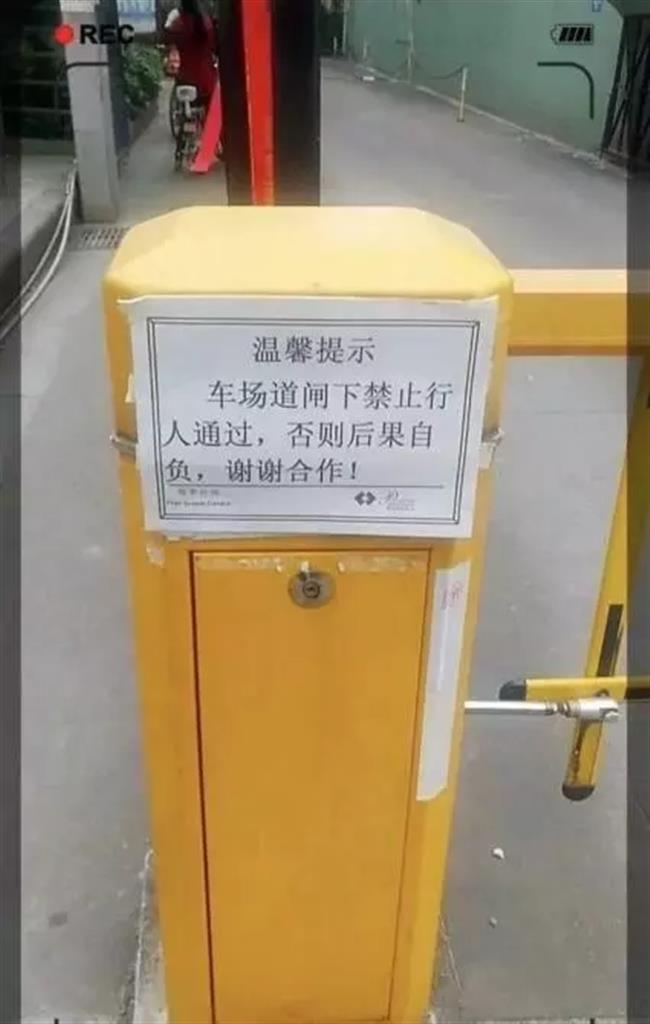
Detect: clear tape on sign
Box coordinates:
(417, 559, 471, 801)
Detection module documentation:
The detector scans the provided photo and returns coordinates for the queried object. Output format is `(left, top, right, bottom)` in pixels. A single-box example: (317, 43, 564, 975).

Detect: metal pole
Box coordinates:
(241, 0, 274, 203)
(457, 66, 468, 123)
(271, 0, 321, 204)
(465, 698, 619, 721)
(406, 0, 414, 84)
(60, 0, 120, 221)
(466, 700, 558, 716)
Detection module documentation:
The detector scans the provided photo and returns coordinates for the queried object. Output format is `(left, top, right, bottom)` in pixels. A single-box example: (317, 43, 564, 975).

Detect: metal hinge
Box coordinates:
(110, 432, 137, 459)
(480, 426, 505, 469)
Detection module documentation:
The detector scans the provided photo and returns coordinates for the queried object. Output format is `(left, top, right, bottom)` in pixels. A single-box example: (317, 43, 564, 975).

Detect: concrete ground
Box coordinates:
(437, 359, 629, 1022)
(20, 63, 631, 1022)
(321, 64, 626, 267)
(21, 243, 142, 1024)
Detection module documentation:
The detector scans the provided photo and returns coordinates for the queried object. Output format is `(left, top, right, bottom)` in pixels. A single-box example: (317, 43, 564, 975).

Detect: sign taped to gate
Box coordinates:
(123, 296, 497, 537)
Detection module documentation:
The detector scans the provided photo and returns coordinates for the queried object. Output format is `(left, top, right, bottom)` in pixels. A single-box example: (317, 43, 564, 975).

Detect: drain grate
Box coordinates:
(69, 225, 129, 251)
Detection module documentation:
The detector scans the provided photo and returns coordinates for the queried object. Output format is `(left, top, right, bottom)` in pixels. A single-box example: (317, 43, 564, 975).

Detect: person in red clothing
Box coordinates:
(164, 0, 217, 108)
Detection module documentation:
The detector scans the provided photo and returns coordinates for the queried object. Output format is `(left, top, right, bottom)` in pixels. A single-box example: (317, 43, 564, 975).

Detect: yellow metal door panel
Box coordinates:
(193, 551, 429, 1024)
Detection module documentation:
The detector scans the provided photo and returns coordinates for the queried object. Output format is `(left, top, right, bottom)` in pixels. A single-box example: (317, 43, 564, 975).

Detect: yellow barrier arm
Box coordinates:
(510, 270, 649, 355)
(508, 275, 650, 799)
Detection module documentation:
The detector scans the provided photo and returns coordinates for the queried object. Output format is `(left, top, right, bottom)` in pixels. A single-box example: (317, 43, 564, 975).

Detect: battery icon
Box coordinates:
(551, 23, 595, 44)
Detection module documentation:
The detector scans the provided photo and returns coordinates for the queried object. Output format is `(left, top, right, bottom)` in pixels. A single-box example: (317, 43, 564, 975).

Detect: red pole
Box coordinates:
(241, 0, 274, 203)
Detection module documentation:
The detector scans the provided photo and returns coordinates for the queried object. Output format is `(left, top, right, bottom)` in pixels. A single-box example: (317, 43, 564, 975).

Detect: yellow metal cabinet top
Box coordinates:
(104, 205, 510, 300)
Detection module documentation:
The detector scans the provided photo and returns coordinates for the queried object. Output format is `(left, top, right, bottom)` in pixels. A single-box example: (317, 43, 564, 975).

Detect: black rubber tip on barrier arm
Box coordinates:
(562, 783, 595, 801)
(499, 679, 527, 701)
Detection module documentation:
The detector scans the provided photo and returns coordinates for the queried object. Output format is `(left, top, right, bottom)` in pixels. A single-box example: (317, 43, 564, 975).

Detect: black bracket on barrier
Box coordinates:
(537, 61, 595, 120)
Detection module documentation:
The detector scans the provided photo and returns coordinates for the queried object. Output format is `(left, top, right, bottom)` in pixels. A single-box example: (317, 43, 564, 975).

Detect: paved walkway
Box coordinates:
(322, 63, 626, 268)
(20, 63, 629, 1022)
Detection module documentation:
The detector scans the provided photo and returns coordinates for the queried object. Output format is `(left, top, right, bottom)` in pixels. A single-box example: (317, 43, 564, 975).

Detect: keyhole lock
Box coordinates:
(289, 570, 334, 608)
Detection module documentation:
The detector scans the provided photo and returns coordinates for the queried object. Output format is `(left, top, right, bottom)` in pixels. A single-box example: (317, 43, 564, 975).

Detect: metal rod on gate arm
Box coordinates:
(466, 698, 620, 721)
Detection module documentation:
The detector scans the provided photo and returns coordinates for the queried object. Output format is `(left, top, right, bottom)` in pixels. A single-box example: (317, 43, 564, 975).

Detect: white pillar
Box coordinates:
(60, 0, 120, 222)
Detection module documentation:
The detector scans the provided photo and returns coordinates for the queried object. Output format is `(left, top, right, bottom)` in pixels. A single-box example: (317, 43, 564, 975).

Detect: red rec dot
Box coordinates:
(53, 23, 75, 45)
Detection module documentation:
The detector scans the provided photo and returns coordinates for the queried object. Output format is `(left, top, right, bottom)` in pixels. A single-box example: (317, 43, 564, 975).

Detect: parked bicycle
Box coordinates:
(173, 84, 205, 170)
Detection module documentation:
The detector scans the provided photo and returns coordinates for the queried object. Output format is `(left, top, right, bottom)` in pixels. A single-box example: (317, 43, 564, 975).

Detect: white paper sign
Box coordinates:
(123, 296, 497, 537)
(417, 560, 471, 801)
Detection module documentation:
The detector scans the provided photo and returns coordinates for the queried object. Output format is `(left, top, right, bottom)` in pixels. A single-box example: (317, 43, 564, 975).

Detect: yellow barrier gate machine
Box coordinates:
(104, 210, 648, 1023)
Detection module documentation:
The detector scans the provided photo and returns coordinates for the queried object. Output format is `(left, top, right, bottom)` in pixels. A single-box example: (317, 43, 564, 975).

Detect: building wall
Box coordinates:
(0, 0, 72, 142)
(118, 0, 157, 34)
(346, 0, 624, 153)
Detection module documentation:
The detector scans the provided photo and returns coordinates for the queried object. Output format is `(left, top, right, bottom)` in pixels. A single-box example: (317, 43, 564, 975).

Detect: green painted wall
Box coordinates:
(347, 0, 625, 152)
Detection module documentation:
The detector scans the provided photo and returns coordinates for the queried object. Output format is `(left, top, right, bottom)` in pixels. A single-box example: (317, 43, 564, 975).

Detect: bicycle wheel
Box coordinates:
(169, 82, 182, 140)
(174, 108, 186, 170)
